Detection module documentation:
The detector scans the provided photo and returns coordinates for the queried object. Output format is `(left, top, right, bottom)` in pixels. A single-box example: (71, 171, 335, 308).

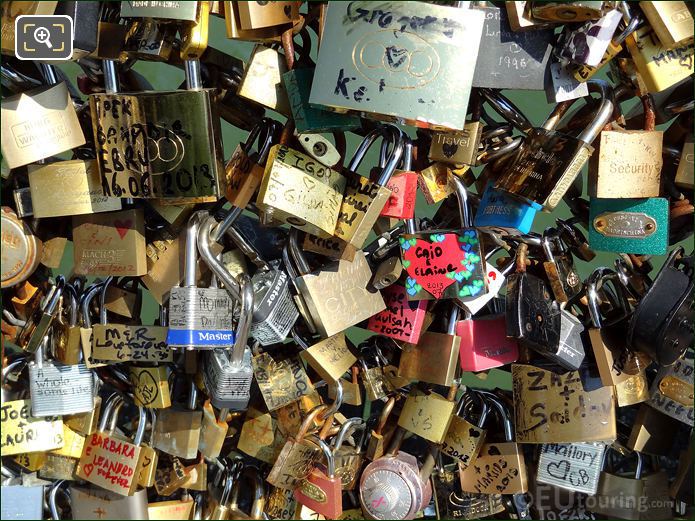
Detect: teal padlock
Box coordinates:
(282, 68, 360, 134)
(589, 197, 669, 255)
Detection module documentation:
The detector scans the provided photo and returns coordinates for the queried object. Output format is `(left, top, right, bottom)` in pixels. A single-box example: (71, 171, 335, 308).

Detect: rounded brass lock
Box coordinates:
(1, 206, 42, 288)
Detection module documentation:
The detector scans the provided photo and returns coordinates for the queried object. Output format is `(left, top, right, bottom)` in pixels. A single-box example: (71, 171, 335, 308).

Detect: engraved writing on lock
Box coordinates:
(592, 212, 657, 238)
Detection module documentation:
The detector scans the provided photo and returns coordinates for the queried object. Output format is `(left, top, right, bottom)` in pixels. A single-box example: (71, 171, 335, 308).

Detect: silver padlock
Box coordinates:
(537, 442, 607, 496)
(167, 212, 236, 350)
(29, 333, 95, 417)
(198, 213, 254, 411)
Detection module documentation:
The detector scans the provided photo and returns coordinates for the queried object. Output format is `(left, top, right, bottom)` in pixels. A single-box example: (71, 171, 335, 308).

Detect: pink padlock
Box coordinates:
(457, 312, 518, 372)
(367, 284, 427, 344)
(380, 137, 418, 220)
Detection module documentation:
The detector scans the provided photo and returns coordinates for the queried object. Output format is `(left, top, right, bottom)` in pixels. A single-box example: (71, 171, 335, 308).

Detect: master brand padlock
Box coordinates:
(167, 213, 236, 349)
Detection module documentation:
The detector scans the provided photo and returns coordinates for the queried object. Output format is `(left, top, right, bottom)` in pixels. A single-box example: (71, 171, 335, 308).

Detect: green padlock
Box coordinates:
(282, 68, 360, 134)
(589, 197, 669, 255)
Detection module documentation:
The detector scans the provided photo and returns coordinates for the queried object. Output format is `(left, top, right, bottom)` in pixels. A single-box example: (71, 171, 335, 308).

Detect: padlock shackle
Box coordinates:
(288, 228, 311, 275)
(480, 89, 533, 134)
(98, 276, 115, 325)
(97, 392, 125, 433)
(347, 125, 404, 187)
(185, 59, 203, 90)
(184, 213, 201, 287)
(586, 267, 632, 328)
(308, 435, 336, 477)
(321, 377, 343, 420)
(80, 283, 103, 329)
(332, 417, 366, 451)
(48, 479, 69, 521)
(296, 404, 328, 441)
(132, 406, 147, 446)
(450, 174, 472, 228)
(102, 59, 119, 94)
(477, 391, 514, 442)
(228, 466, 265, 517)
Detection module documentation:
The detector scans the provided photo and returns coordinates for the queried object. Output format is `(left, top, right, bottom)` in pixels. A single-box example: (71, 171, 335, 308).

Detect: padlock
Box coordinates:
(1, 206, 42, 289)
(236, 0, 299, 30)
(589, 196, 669, 254)
(640, 1, 694, 50)
(257, 144, 346, 238)
(70, 484, 150, 520)
(398, 389, 456, 444)
(366, 396, 397, 461)
(458, 393, 528, 496)
(418, 162, 456, 205)
(228, 465, 267, 520)
(457, 298, 519, 372)
(675, 132, 694, 189)
(334, 125, 403, 249)
(252, 348, 315, 412)
(331, 417, 367, 490)
(72, 208, 148, 276)
(222, 0, 292, 40)
(627, 246, 694, 366)
(507, 1, 551, 31)
(289, 228, 385, 338)
(206, 464, 237, 520)
(380, 135, 419, 221)
(136, 409, 159, 489)
(1, 1, 58, 54)
(542, 230, 582, 304)
(198, 214, 254, 411)
(27, 159, 121, 218)
(198, 400, 227, 459)
(530, 1, 615, 22)
(267, 405, 326, 490)
(366, 283, 428, 345)
(28, 332, 95, 416)
(0, 481, 44, 520)
(647, 357, 694, 426)
(625, 21, 694, 94)
(148, 497, 195, 520)
(153, 380, 203, 459)
(1, 82, 85, 169)
(400, 174, 486, 301)
(536, 441, 607, 496)
(505, 259, 562, 357)
(429, 94, 483, 166)
(124, 18, 177, 62)
(283, 67, 361, 134)
(472, 4, 554, 90)
(398, 304, 461, 387)
(130, 365, 172, 409)
(441, 390, 489, 468)
(474, 182, 541, 235)
(494, 80, 614, 210)
(512, 363, 617, 443)
(294, 436, 343, 519)
(120, 0, 200, 21)
(249, 264, 299, 347)
(587, 267, 650, 407)
(90, 52, 225, 201)
(238, 44, 291, 116)
(359, 427, 434, 520)
(310, 1, 485, 130)
(167, 213, 236, 349)
(300, 332, 357, 384)
(589, 449, 647, 519)
(76, 394, 147, 495)
(591, 94, 663, 198)
(20, 278, 65, 354)
(225, 118, 279, 210)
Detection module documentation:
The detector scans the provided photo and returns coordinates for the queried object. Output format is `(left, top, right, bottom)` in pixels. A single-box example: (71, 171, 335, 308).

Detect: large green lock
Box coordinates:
(589, 197, 669, 255)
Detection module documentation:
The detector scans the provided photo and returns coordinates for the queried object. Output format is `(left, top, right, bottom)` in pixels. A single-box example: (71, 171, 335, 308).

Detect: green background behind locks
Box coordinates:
(53, 10, 689, 391)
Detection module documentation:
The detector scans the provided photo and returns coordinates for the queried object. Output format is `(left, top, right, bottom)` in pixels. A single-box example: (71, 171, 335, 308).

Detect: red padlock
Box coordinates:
(457, 309, 519, 372)
(380, 137, 418, 219)
(294, 436, 343, 519)
(366, 284, 427, 344)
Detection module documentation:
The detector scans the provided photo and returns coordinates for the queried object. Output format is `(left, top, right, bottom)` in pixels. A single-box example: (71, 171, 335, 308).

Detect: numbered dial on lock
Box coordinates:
(359, 452, 432, 520)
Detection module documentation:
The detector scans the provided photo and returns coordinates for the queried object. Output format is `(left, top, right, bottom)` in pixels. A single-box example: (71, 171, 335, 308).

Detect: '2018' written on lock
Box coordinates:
(91, 95, 215, 199)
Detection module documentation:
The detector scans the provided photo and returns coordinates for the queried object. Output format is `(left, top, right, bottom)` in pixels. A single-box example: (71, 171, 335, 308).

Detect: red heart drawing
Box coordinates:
(113, 219, 133, 240)
(402, 234, 461, 299)
(83, 463, 94, 477)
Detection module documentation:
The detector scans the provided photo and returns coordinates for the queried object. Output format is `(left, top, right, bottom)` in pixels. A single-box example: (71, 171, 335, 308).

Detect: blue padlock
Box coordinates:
(474, 182, 541, 235)
(589, 197, 669, 255)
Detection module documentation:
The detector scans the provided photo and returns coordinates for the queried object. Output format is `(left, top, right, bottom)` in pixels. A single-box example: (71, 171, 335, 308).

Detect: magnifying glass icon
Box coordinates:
(33, 26, 52, 49)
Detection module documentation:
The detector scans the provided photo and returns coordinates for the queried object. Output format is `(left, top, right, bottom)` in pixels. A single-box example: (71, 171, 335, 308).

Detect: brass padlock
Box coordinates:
(397, 389, 456, 444)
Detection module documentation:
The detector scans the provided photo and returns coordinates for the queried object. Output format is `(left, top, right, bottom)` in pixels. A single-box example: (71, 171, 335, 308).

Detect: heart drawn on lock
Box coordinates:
(83, 462, 94, 476)
(442, 142, 458, 158)
(546, 459, 571, 481)
(113, 219, 133, 240)
(400, 234, 463, 299)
